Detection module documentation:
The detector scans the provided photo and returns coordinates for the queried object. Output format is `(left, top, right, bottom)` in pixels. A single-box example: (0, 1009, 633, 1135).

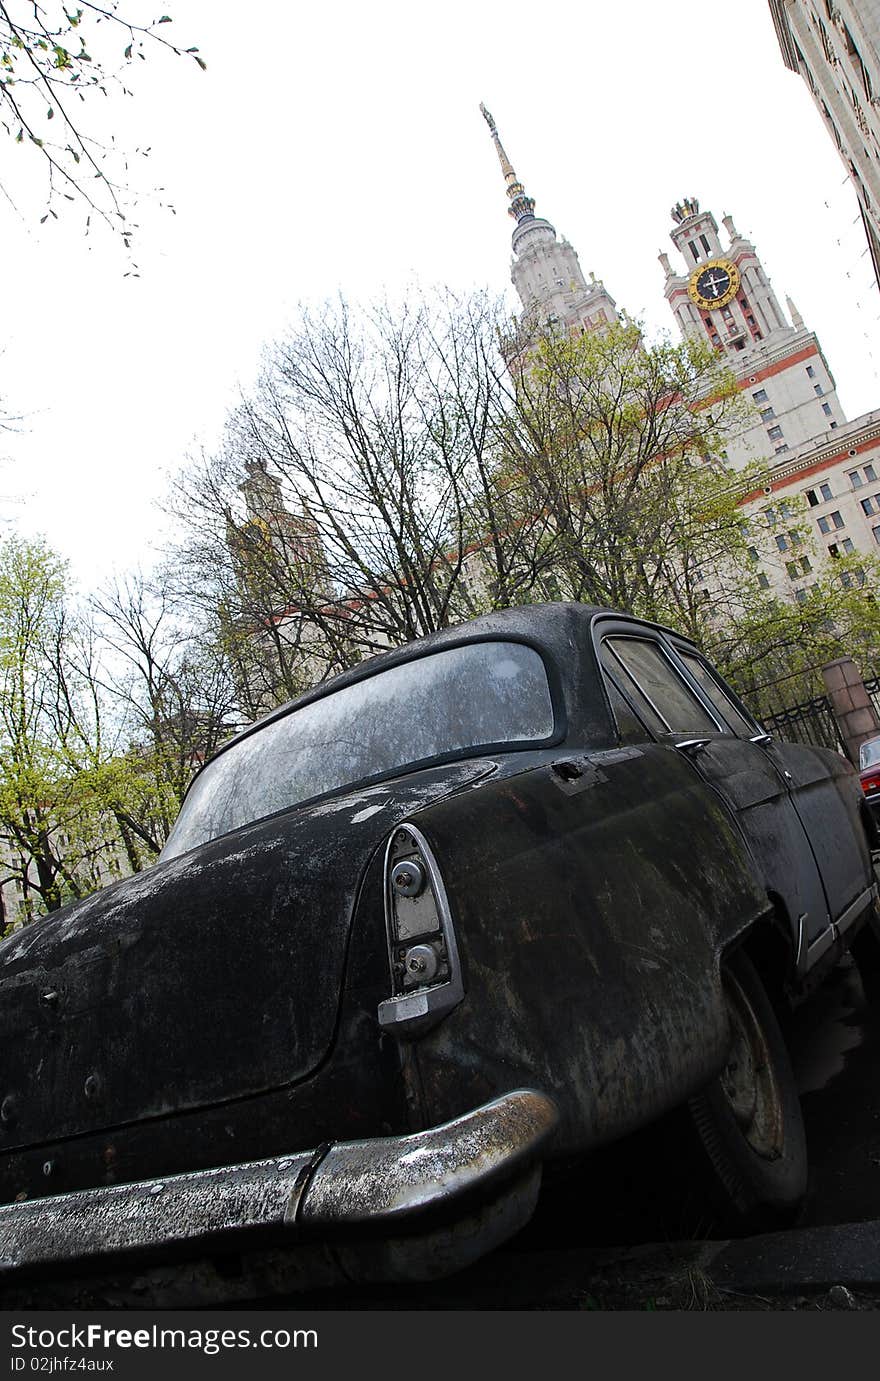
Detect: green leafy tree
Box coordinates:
(0, 537, 233, 927)
(0, 3, 203, 248)
(495, 319, 755, 624)
(0, 533, 107, 919)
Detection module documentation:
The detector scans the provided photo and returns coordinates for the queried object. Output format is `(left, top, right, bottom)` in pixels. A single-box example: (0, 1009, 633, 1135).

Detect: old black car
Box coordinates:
(0, 603, 876, 1298)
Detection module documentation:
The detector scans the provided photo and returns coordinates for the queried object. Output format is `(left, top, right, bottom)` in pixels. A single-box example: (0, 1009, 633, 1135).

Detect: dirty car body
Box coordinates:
(0, 603, 876, 1293)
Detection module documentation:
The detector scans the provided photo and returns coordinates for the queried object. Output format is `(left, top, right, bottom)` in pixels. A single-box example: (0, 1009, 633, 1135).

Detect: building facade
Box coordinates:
(661, 197, 880, 602)
(480, 104, 880, 609)
(769, 0, 880, 290)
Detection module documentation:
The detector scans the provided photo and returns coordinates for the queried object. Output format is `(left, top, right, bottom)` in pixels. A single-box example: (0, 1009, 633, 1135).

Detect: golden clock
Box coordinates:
(687, 258, 740, 311)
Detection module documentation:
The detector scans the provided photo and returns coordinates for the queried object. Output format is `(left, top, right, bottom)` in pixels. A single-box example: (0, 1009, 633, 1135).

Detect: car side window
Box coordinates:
(603, 636, 721, 735)
(598, 643, 669, 738)
(675, 650, 758, 739)
(604, 674, 653, 745)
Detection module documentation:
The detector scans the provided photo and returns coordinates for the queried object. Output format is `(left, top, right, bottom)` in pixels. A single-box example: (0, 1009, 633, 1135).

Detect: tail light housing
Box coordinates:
(377, 824, 464, 1037)
(862, 772, 880, 797)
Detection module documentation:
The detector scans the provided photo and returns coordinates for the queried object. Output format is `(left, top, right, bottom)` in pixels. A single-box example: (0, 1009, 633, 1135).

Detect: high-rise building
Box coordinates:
(480, 103, 880, 602)
(769, 1, 880, 290)
(660, 198, 845, 468)
(480, 104, 618, 345)
(660, 197, 880, 599)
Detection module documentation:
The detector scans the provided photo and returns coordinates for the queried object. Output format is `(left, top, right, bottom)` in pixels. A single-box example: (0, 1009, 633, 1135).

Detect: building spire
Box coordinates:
(480, 103, 536, 223)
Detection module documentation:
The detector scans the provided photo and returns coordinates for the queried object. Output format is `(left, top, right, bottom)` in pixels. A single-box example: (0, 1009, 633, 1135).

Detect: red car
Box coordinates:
(859, 735, 880, 825)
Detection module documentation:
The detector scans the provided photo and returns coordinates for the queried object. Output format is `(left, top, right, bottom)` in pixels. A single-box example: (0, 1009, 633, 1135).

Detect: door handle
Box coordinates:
(675, 738, 711, 754)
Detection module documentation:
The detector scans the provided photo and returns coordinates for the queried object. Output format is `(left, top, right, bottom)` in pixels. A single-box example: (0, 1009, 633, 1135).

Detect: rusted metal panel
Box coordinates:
(401, 746, 771, 1153)
(0, 763, 491, 1157)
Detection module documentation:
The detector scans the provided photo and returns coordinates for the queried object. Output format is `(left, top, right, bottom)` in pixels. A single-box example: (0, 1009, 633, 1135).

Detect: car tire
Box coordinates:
(686, 950, 807, 1228)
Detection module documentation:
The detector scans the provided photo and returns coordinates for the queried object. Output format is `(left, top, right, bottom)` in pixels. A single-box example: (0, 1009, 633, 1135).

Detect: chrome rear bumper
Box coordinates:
(0, 1089, 558, 1300)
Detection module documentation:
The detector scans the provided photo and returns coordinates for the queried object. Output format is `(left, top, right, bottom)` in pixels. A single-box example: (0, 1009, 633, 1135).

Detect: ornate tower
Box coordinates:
(227, 459, 328, 596)
(661, 198, 846, 467)
(480, 104, 618, 340)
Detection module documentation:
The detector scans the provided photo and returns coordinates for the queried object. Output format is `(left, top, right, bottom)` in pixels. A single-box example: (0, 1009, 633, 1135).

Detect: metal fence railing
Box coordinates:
(752, 692, 848, 759)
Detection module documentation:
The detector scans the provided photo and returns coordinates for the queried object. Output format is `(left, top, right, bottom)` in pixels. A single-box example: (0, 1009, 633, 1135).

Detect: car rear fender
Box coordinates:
(386, 745, 770, 1155)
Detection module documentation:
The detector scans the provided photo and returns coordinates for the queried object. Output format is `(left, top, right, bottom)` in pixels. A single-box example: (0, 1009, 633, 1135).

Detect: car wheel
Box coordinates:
(686, 950, 807, 1228)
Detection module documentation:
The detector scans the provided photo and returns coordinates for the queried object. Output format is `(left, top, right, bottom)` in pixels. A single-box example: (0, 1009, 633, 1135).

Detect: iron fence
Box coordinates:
(864, 674, 880, 731)
(755, 692, 848, 759)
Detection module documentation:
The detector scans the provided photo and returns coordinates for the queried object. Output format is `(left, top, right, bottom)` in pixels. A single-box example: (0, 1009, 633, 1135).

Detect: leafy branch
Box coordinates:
(0, 3, 204, 255)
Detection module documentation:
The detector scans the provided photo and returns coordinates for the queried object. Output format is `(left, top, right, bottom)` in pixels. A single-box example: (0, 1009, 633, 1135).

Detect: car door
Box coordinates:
(596, 625, 833, 965)
(668, 642, 873, 950)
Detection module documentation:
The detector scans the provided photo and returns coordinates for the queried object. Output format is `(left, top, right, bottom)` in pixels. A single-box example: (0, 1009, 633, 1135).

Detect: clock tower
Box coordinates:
(661, 199, 846, 467)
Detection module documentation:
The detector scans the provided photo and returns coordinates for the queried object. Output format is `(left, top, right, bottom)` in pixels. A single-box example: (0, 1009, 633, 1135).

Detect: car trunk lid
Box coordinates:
(0, 762, 493, 1152)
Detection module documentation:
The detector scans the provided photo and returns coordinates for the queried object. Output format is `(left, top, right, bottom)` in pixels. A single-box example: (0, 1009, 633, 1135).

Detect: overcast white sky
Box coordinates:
(1, 0, 878, 590)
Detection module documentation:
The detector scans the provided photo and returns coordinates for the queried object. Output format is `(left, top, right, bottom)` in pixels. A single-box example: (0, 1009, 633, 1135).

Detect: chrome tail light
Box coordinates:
(377, 824, 464, 1037)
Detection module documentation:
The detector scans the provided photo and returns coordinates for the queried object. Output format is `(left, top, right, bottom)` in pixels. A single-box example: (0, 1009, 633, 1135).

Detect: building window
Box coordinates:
(752, 388, 768, 403)
(873, 525, 880, 545)
(747, 546, 759, 562)
(800, 556, 812, 573)
(767, 425, 783, 440)
(822, 402, 833, 416)
(820, 482, 833, 501)
(843, 537, 855, 553)
(828, 543, 839, 557)
(795, 588, 808, 604)
(806, 488, 819, 506)
(689, 240, 699, 263)
(862, 496, 878, 516)
(758, 572, 770, 589)
(779, 502, 793, 519)
(814, 383, 824, 396)
(867, 464, 877, 482)
(775, 533, 789, 552)
(786, 560, 799, 580)
(830, 421, 838, 429)
(765, 507, 777, 526)
(760, 406, 776, 421)
(806, 365, 816, 378)
(849, 470, 864, 489)
(775, 444, 789, 455)
(818, 512, 845, 533)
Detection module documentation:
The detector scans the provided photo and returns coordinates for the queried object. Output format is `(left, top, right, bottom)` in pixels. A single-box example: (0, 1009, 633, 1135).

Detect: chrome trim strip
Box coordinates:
(836, 884, 877, 938)
(378, 823, 464, 1037)
(795, 912, 808, 978)
(807, 924, 837, 965)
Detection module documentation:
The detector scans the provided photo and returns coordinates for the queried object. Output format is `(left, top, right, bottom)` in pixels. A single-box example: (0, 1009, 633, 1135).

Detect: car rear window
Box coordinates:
(860, 737, 880, 770)
(162, 640, 555, 857)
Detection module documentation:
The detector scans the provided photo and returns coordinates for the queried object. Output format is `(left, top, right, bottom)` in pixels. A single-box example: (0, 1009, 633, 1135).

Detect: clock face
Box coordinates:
(687, 258, 740, 311)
